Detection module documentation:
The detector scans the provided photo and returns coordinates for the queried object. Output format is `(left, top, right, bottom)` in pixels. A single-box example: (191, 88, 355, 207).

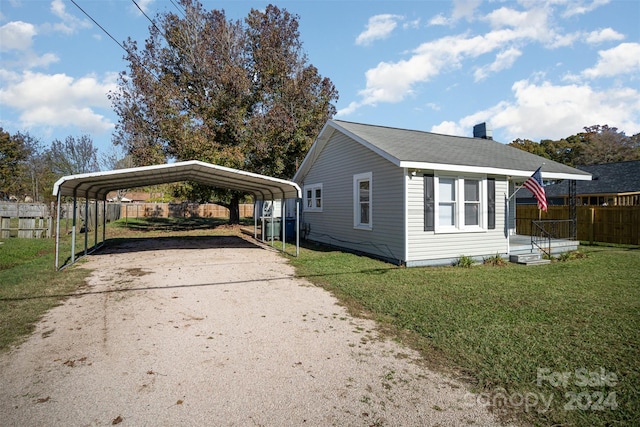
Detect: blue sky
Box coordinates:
(1, 0, 639, 160)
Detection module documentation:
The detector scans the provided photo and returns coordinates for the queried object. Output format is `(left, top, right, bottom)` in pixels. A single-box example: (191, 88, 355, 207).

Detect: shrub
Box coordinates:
(483, 253, 507, 266)
(454, 255, 475, 268)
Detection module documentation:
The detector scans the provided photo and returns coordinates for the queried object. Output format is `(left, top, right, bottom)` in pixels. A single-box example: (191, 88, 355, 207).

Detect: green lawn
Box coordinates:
(290, 244, 640, 427)
(0, 237, 91, 351)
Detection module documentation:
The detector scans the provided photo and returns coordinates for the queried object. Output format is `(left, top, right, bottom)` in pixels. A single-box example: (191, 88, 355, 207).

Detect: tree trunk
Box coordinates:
(228, 194, 240, 225)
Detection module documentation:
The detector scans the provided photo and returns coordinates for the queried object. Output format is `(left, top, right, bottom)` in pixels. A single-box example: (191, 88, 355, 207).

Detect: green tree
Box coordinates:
(110, 0, 338, 223)
(508, 139, 550, 159)
(576, 125, 640, 165)
(510, 125, 639, 166)
(11, 131, 53, 202)
(0, 128, 29, 199)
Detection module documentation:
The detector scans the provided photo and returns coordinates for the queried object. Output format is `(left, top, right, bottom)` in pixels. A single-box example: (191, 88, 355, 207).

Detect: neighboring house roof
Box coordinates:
(519, 160, 640, 198)
(294, 120, 591, 182)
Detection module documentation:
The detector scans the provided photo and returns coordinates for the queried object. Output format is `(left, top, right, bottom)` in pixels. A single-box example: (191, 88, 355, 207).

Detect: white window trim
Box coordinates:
(353, 172, 372, 230)
(303, 183, 323, 212)
(434, 175, 487, 233)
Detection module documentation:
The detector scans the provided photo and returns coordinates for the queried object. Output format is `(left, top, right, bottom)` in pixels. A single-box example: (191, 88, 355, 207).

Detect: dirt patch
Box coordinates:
(0, 235, 509, 426)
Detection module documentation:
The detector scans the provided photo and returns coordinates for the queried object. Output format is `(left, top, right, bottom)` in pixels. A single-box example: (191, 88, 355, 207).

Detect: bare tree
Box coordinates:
(47, 135, 100, 176)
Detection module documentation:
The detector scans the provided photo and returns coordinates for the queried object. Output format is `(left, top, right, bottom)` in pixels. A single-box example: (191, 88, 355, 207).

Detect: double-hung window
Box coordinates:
(438, 178, 457, 228)
(353, 172, 372, 229)
(464, 179, 481, 226)
(424, 174, 495, 232)
(303, 183, 322, 212)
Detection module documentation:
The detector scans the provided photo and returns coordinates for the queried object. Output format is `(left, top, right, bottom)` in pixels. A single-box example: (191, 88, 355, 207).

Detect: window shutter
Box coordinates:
(424, 174, 434, 231)
(487, 178, 495, 230)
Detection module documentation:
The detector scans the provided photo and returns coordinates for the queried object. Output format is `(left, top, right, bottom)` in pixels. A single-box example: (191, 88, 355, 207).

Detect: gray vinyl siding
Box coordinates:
(297, 132, 405, 263)
(406, 174, 508, 265)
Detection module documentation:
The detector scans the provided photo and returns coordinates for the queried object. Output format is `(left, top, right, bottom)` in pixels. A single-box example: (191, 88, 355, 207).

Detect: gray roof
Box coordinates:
(329, 120, 591, 180)
(53, 160, 301, 201)
(519, 160, 640, 198)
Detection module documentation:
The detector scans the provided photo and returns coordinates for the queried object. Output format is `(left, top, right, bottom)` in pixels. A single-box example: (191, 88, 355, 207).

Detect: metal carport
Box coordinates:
(52, 160, 301, 269)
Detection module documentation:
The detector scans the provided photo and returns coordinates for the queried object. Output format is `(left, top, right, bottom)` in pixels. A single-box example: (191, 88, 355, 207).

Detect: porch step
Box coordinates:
(509, 253, 551, 266)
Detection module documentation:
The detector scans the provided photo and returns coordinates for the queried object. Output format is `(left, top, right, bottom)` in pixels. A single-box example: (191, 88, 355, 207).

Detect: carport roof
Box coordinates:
(52, 160, 301, 201)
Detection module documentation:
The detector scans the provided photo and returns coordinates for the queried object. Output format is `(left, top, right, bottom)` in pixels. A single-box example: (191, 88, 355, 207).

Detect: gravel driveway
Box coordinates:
(0, 235, 505, 426)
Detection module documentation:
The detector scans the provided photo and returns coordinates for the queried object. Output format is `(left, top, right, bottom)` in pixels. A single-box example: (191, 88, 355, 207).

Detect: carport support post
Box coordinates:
(254, 201, 257, 240)
(94, 199, 99, 250)
(270, 199, 274, 247)
(102, 200, 106, 244)
(281, 198, 286, 253)
(55, 192, 62, 269)
(71, 192, 77, 264)
(84, 195, 89, 256)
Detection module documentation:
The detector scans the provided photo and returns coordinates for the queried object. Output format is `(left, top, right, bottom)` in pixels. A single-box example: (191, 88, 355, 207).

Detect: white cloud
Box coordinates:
(132, 0, 155, 14)
(585, 28, 624, 44)
(429, 0, 481, 26)
(561, 0, 611, 17)
(0, 70, 117, 133)
(356, 14, 404, 46)
(483, 6, 555, 45)
(474, 47, 522, 81)
(582, 43, 640, 79)
(49, 0, 91, 35)
(354, 28, 534, 108)
(428, 14, 449, 26)
(451, 0, 482, 22)
(431, 120, 465, 136)
(0, 21, 36, 51)
(348, 3, 586, 112)
(403, 18, 421, 30)
(22, 51, 59, 69)
(0, 21, 59, 69)
(433, 79, 640, 141)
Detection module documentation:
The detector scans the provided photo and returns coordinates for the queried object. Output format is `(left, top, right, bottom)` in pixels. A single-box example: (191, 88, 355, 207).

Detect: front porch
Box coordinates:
(509, 234, 580, 256)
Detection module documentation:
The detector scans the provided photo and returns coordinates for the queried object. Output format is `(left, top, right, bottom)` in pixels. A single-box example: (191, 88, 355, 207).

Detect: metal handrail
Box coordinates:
(531, 219, 576, 257)
(531, 221, 551, 257)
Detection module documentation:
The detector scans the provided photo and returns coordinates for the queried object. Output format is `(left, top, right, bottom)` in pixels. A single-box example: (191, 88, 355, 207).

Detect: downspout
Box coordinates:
(295, 198, 300, 257)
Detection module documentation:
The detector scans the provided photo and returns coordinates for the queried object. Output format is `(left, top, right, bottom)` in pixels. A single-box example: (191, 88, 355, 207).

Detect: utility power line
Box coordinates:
(69, 0, 161, 82)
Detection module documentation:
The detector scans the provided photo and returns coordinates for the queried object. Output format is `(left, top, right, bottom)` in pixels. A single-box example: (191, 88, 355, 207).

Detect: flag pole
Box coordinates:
(505, 163, 546, 256)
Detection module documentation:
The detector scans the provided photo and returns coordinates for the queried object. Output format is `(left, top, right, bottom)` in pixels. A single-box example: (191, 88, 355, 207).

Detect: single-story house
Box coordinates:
(518, 160, 640, 206)
(293, 120, 591, 266)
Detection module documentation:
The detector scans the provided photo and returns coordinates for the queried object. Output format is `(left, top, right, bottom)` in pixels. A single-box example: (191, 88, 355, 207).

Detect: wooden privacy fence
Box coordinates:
(0, 202, 121, 238)
(120, 203, 254, 219)
(517, 205, 640, 245)
(0, 203, 53, 238)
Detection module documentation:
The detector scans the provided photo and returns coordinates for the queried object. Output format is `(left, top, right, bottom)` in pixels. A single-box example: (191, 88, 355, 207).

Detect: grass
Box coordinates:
(289, 244, 640, 427)
(0, 237, 91, 351)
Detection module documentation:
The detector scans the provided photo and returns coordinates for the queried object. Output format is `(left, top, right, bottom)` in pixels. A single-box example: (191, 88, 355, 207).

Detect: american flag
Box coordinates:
(523, 167, 548, 211)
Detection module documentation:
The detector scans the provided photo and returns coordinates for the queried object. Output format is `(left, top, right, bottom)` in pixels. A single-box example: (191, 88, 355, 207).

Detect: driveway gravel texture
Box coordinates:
(0, 235, 508, 426)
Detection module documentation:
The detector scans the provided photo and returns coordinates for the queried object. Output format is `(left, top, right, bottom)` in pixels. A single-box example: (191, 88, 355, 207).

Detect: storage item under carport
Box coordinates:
(262, 217, 281, 240)
(282, 217, 296, 242)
